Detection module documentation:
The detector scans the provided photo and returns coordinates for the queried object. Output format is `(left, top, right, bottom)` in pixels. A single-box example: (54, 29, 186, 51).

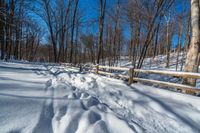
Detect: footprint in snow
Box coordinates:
(74, 92, 81, 99)
(71, 86, 77, 91)
(82, 96, 99, 108)
(118, 90, 122, 96)
(80, 92, 90, 99)
(67, 92, 82, 99)
(87, 110, 101, 124)
(67, 93, 77, 99)
(55, 106, 67, 121)
(35, 71, 40, 75)
(89, 120, 110, 133)
(63, 95, 68, 98)
(46, 79, 52, 87)
(97, 103, 108, 112)
(80, 77, 86, 82)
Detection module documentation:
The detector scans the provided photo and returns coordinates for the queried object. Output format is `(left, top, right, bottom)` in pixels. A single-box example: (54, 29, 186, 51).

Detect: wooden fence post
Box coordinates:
(96, 65, 99, 74)
(128, 68, 134, 85)
(79, 63, 82, 72)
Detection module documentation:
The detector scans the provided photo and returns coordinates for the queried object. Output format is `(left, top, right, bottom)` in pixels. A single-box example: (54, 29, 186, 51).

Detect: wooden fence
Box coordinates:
(93, 65, 200, 95)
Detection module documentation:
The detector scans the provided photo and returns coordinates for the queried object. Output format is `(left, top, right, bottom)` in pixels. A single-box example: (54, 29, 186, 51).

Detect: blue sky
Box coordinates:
(78, 0, 117, 34)
(36, 0, 190, 48)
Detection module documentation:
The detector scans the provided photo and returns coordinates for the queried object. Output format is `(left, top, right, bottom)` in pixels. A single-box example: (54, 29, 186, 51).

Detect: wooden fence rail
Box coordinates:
(93, 65, 200, 94)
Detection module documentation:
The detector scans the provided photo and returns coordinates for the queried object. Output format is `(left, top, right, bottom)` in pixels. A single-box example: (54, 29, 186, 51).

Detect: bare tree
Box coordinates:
(0, 0, 5, 59)
(69, 0, 79, 63)
(41, 0, 58, 62)
(184, 0, 200, 86)
(136, 0, 174, 69)
(97, 0, 106, 64)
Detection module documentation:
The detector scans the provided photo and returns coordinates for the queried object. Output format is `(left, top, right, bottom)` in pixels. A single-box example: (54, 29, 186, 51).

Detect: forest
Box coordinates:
(0, 0, 190, 63)
(0, 0, 200, 83)
(0, 1, 200, 133)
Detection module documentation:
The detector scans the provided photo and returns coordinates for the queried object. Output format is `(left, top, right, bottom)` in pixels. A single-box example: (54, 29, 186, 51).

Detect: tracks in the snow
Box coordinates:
(32, 65, 137, 133)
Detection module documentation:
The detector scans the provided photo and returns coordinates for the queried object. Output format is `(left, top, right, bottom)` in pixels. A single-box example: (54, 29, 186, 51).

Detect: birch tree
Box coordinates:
(184, 0, 200, 86)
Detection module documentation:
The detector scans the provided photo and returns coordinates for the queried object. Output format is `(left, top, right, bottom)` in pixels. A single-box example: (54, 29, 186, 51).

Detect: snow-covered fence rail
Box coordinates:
(93, 65, 200, 94)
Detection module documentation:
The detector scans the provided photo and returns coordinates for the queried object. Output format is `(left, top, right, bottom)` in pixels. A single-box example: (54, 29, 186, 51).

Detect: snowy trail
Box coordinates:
(0, 61, 200, 133)
(0, 63, 51, 133)
(0, 62, 134, 133)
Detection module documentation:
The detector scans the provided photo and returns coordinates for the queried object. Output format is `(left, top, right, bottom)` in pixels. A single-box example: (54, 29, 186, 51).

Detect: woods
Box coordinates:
(1, 1, 200, 132)
(0, 0, 199, 86)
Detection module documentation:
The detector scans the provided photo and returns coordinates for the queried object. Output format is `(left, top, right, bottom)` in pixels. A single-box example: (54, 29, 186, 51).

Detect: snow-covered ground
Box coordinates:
(0, 61, 200, 133)
(114, 52, 186, 70)
(100, 53, 200, 92)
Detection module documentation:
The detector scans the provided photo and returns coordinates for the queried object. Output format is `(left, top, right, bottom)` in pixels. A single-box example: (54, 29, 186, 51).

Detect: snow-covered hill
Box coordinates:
(112, 52, 186, 70)
(0, 61, 200, 133)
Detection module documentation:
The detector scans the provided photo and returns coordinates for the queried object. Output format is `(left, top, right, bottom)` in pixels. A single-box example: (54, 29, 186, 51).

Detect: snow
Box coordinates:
(114, 52, 186, 70)
(0, 61, 200, 133)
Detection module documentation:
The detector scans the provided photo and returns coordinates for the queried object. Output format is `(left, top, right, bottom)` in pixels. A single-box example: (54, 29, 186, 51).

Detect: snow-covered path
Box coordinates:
(0, 62, 52, 133)
(0, 62, 134, 133)
(0, 61, 200, 133)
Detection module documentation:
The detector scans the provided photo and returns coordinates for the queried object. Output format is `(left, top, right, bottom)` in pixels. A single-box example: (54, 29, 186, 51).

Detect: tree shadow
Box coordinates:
(0, 65, 47, 72)
(129, 85, 200, 132)
(0, 77, 44, 84)
(0, 92, 69, 100)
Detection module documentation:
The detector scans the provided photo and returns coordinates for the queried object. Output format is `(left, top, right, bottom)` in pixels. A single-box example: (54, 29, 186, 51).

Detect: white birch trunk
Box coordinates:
(184, 0, 200, 86)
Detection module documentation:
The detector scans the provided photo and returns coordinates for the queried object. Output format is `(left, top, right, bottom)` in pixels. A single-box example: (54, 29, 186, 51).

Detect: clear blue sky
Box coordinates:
(36, 0, 190, 48)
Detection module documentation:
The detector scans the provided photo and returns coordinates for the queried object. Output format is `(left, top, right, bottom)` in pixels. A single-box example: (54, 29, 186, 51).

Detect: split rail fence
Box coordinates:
(92, 65, 200, 95)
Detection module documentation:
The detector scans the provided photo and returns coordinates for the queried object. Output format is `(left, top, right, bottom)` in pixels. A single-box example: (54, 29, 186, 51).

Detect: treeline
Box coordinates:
(0, 0, 191, 67)
(0, 0, 42, 61)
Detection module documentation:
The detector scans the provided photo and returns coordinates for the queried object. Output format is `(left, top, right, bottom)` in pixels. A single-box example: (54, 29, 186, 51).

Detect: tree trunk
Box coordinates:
(97, 0, 106, 64)
(176, 24, 183, 71)
(0, 0, 5, 60)
(74, 19, 79, 65)
(69, 0, 79, 63)
(153, 16, 161, 58)
(184, 0, 200, 86)
(166, 21, 170, 68)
